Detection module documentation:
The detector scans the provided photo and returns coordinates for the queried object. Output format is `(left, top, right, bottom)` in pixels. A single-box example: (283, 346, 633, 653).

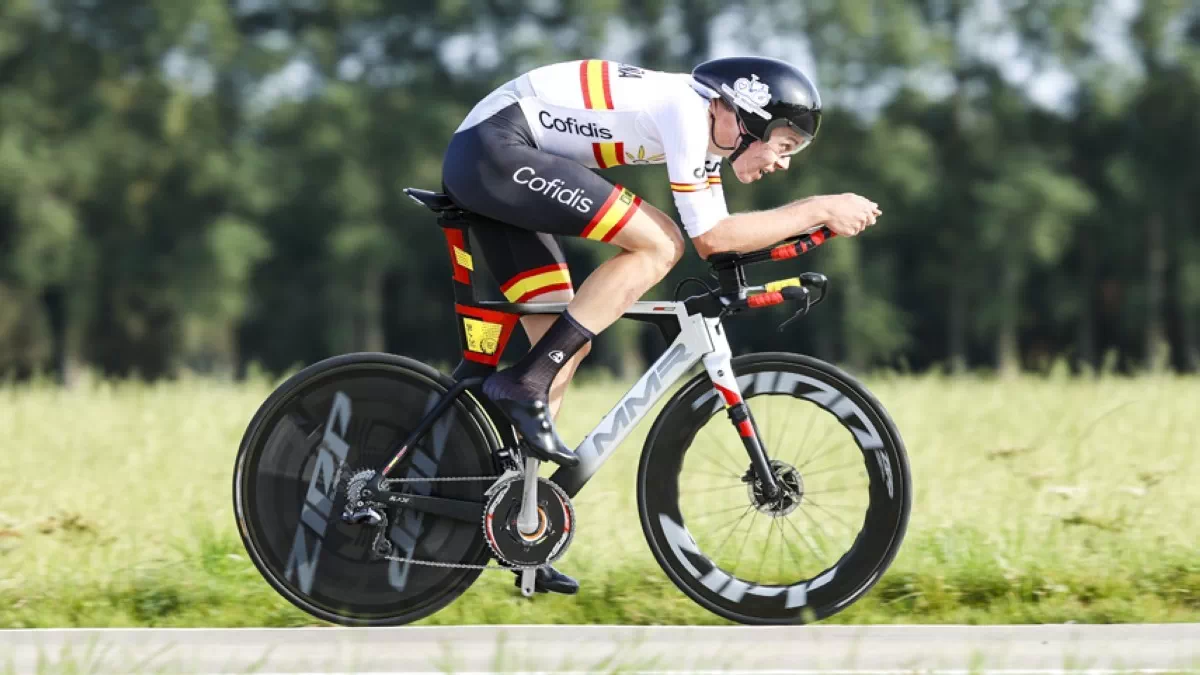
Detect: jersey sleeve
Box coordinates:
(704, 154, 729, 220)
(653, 95, 727, 238)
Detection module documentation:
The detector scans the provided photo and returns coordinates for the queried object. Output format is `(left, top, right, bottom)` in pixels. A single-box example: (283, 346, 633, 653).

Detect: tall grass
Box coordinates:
(1, 368, 1197, 627)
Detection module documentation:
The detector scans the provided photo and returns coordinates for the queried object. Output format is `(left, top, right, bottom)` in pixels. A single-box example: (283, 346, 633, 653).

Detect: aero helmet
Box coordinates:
(691, 56, 822, 162)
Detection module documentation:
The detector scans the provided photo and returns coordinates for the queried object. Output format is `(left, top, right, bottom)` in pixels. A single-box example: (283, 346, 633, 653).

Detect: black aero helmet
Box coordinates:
(691, 56, 822, 160)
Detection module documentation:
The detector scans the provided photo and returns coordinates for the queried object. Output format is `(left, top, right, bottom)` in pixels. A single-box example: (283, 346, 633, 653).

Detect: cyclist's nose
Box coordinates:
(776, 156, 791, 170)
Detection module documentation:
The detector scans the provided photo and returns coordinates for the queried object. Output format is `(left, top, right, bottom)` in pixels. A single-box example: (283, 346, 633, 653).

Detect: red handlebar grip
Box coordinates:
(770, 243, 799, 260)
(809, 228, 834, 246)
(748, 291, 785, 308)
(770, 227, 837, 260)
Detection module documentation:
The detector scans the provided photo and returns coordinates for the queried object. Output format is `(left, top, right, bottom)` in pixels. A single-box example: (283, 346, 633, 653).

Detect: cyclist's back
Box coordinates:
(446, 60, 726, 243)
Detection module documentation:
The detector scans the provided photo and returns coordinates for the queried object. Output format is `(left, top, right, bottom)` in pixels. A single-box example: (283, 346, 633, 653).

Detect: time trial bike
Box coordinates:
(232, 187, 912, 626)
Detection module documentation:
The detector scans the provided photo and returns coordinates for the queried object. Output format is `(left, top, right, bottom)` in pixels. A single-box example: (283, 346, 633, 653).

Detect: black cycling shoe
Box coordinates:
(490, 398, 579, 468)
(514, 566, 580, 595)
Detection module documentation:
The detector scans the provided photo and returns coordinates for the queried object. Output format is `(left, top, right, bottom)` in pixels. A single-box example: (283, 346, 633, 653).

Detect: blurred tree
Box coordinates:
(0, 0, 1197, 379)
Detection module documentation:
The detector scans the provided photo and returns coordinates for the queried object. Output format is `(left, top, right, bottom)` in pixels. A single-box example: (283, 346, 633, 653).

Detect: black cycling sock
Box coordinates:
(483, 310, 594, 403)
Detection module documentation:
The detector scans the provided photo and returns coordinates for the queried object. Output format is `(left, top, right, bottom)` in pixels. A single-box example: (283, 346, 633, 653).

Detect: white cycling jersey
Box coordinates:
(457, 60, 728, 238)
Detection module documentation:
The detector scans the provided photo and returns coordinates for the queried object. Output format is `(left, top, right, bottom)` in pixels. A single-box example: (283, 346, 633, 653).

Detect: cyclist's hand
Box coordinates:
(813, 193, 881, 237)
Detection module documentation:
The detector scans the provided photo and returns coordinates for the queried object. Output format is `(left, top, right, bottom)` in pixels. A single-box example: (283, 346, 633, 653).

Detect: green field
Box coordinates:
(1, 367, 1198, 628)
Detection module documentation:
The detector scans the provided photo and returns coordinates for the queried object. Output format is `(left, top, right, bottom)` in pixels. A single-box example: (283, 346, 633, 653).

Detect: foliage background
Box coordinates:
(1, 0, 1199, 380)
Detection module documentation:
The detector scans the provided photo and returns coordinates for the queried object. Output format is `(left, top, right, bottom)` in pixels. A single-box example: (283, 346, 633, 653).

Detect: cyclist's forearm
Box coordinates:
(702, 198, 827, 254)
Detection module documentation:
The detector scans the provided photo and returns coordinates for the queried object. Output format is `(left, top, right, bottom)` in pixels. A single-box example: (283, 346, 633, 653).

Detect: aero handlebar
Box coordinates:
(708, 226, 837, 271)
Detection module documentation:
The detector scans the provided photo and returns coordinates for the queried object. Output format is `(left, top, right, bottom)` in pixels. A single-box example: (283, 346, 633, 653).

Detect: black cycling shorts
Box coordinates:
(442, 103, 642, 303)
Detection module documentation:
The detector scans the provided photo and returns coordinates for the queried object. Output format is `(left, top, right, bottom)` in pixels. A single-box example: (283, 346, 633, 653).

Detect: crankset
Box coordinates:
(338, 448, 577, 591)
(482, 474, 575, 568)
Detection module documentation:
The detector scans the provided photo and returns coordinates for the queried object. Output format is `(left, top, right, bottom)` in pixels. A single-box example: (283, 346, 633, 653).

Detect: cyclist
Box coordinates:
(442, 56, 881, 594)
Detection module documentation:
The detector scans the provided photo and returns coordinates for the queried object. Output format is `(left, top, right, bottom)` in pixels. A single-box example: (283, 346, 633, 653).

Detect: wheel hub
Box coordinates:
(746, 460, 804, 517)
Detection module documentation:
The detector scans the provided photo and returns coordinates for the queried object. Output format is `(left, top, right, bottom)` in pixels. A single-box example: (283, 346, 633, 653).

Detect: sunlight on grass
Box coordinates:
(1, 368, 1197, 627)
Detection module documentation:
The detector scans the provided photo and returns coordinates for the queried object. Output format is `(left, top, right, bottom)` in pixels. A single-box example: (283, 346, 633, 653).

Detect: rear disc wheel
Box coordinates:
(233, 353, 501, 626)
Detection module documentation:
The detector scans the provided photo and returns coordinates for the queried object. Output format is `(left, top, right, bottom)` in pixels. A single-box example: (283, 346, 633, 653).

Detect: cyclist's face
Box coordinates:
(731, 128, 807, 184)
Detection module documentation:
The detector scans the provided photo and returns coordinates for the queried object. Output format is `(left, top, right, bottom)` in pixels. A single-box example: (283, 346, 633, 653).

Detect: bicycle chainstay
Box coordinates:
(356, 469, 552, 572)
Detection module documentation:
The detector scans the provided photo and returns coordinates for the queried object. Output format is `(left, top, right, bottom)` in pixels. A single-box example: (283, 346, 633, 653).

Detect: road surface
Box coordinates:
(2, 624, 1198, 673)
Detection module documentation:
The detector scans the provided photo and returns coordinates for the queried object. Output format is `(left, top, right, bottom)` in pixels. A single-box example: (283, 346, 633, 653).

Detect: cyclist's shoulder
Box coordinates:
(524, 59, 697, 101)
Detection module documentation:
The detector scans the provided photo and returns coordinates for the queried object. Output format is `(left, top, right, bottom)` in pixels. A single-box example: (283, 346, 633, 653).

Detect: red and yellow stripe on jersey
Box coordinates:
(582, 186, 641, 242)
(501, 263, 573, 303)
(670, 181, 708, 193)
(579, 60, 615, 110)
(593, 142, 626, 168)
(706, 175, 722, 187)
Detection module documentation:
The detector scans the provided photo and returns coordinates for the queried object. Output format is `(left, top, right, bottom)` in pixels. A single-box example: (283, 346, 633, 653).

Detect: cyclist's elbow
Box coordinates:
(693, 221, 730, 259)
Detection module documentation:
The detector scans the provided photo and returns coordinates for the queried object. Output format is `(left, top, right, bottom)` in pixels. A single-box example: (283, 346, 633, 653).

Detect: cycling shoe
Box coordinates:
(514, 566, 580, 595)
(490, 398, 579, 468)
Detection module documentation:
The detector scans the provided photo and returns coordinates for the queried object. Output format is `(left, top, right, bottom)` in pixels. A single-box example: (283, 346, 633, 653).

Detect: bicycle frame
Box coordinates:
(367, 208, 782, 510)
(481, 300, 745, 497)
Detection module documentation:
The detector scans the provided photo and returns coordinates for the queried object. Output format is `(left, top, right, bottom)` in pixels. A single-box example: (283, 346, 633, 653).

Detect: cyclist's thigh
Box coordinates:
(604, 198, 686, 260)
(449, 137, 682, 257)
(443, 106, 650, 245)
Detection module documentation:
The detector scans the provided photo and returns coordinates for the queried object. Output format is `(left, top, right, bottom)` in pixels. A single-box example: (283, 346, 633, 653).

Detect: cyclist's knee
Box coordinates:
(612, 204, 685, 277)
(646, 210, 686, 278)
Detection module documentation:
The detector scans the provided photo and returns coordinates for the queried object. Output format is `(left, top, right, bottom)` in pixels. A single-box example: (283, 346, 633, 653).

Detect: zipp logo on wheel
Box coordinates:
(284, 392, 351, 595)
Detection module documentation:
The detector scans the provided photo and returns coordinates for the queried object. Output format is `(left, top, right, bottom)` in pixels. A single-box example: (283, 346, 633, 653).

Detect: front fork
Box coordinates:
(700, 318, 782, 499)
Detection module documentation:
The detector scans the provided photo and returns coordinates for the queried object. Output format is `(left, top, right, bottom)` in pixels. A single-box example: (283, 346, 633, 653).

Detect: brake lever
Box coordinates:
(776, 287, 813, 332)
(777, 299, 812, 332)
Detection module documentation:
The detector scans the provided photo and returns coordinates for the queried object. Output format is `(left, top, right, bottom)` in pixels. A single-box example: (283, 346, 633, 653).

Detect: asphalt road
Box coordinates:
(3, 624, 1198, 673)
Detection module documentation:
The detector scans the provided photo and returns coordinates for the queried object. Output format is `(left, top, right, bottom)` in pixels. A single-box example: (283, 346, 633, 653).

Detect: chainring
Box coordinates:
(482, 475, 575, 568)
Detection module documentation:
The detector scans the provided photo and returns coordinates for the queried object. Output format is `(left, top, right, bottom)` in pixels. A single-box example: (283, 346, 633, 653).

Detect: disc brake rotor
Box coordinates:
(747, 460, 805, 517)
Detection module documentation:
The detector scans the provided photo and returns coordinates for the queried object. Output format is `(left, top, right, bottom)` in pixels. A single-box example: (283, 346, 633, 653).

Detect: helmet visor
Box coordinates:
(764, 125, 815, 157)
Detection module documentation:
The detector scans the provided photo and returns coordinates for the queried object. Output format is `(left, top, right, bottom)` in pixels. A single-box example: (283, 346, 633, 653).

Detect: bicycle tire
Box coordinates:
(637, 352, 911, 625)
(233, 352, 502, 626)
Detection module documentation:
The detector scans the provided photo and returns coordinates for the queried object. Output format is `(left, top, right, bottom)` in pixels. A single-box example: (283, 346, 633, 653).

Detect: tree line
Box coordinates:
(1, 0, 1197, 381)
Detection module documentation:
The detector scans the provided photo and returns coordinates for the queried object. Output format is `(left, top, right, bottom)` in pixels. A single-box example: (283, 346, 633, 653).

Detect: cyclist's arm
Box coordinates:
(693, 198, 827, 259)
(693, 192, 881, 258)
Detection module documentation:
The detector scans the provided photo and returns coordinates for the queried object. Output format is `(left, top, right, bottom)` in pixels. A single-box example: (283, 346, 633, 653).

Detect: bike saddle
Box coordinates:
(492, 398, 580, 468)
(403, 187, 458, 212)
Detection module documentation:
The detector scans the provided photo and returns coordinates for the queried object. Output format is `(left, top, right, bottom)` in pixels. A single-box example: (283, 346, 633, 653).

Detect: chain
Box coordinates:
(366, 471, 531, 572)
(376, 546, 520, 571)
(382, 475, 500, 483)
